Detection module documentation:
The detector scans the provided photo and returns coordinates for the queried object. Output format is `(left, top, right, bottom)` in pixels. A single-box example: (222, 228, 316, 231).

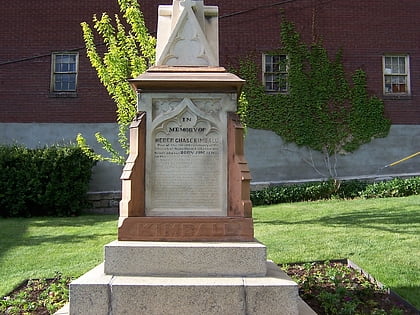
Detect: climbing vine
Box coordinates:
(237, 19, 390, 173)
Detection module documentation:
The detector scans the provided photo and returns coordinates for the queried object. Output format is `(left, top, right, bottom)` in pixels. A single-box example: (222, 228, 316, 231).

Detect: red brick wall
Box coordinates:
(216, 0, 420, 124)
(1, 0, 419, 124)
(0, 0, 162, 123)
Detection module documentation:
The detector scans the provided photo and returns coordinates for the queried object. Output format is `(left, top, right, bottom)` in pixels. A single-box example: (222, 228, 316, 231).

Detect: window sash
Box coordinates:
(383, 55, 409, 95)
(263, 54, 288, 93)
(52, 53, 78, 92)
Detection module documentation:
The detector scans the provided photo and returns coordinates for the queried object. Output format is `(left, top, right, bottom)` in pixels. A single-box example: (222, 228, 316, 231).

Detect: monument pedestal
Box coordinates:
(69, 241, 314, 315)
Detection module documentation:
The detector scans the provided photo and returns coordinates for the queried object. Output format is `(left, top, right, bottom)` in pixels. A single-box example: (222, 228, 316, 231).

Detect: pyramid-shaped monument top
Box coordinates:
(156, 0, 219, 67)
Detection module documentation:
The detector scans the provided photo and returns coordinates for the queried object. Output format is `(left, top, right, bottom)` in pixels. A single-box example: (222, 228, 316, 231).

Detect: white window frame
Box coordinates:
(382, 55, 410, 95)
(51, 52, 79, 93)
(263, 53, 288, 93)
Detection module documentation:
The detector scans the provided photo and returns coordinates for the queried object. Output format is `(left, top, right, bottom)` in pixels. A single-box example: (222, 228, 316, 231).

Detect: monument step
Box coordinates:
(69, 261, 300, 315)
(104, 240, 267, 277)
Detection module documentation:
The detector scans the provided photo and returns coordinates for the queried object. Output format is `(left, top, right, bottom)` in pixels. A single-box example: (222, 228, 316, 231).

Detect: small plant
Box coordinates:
(0, 272, 72, 314)
(281, 261, 411, 315)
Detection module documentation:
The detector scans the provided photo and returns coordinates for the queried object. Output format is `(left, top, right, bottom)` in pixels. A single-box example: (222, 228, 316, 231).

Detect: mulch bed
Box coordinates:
(280, 259, 419, 315)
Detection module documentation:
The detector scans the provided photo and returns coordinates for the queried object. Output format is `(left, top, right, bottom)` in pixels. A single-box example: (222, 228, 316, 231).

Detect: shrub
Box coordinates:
(0, 145, 96, 217)
(334, 180, 369, 199)
(251, 178, 419, 205)
(361, 177, 420, 199)
(251, 180, 337, 206)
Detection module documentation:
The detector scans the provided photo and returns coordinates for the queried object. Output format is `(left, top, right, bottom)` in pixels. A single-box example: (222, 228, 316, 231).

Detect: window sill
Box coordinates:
(49, 92, 78, 98)
(382, 94, 411, 100)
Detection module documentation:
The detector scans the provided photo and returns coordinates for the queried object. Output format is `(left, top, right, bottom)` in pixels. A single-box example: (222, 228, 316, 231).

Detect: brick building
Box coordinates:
(1, 0, 419, 193)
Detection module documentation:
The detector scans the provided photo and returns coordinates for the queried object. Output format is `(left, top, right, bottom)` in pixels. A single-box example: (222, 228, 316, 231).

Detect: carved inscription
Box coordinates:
(149, 103, 225, 216)
(136, 222, 242, 238)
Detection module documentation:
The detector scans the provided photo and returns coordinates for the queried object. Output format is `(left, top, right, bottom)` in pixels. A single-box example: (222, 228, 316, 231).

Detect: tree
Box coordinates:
(238, 19, 391, 178)
(77, 0, 156, 164)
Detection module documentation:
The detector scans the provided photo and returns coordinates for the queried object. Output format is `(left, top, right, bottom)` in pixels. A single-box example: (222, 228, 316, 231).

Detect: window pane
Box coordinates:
(54, 73, 76, 91)
(391, 57, 399, 73)
(385, 57, 391, 69)
(278, 61, 286, 72)
(278, 74, 288, 91)
(56, 55, 64, 63)
(272, 55, 280, 64)
(399, 84, 406, 93)
(61, 63, 69, 72)
(398, 76, 406, 84)
(68, 81, 76, 91)
(54, 54, 76, 73)
(264, 54, 288, 92)
(399, 57, 406, 73)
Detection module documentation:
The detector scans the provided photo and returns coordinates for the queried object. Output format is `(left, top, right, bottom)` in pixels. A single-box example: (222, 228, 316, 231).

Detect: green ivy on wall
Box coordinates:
(237, 19, 391, 157)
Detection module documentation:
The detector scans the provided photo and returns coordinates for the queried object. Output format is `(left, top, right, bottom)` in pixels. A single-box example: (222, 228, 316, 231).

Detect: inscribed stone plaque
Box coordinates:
(143, 93, 236, 216)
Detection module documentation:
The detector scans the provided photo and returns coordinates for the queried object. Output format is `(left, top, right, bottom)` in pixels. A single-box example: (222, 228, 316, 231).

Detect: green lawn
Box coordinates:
(0, 215, 117, 298)
(0, 195, 419, 309)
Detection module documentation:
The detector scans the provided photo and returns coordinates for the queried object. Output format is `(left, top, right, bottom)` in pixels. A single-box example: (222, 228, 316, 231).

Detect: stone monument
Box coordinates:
(117, 0, 252, 242)
(68, 1, 313, 314)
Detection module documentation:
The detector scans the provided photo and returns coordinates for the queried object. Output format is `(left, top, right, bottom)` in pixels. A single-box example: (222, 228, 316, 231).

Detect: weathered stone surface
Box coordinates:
(111, 276, 245, 315)
(69, 261, 300, 315)
(119, 112, 146, 217)
(140, 92, 237, 217)
(244, 261, 299, 315)
(104, 240, 266, 276)
(156, 0, 219, 66)
(69, 264, 111, 315)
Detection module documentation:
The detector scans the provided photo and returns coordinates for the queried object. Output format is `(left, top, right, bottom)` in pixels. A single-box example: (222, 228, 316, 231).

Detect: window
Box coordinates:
(51, 52, 78, 92)
(263, 54, 288, 93)
(383, 55, 410, 95)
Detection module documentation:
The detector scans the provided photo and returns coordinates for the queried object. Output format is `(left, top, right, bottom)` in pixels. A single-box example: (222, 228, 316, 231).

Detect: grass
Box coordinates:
(0, 196, 419, 309)
(253, 195, 420, 309)
(0, 215, 117, 298)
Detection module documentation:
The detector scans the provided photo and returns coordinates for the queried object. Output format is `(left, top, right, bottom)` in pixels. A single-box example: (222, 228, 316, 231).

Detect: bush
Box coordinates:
(251, 178, 419, 205)
(0, 145, 96, 217)
(334, 180, 369, 199)
(251, 180, 337, 206)
(361, 177, 420, 199)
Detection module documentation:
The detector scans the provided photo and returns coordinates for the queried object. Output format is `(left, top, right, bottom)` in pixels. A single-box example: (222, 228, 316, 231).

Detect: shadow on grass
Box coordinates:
(255, 207, 420, 234)
(392, 286, 420, 311)
(26, 214, 118, 227)
(0, 214, 117, 262)
(312, 207, 420, 234)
